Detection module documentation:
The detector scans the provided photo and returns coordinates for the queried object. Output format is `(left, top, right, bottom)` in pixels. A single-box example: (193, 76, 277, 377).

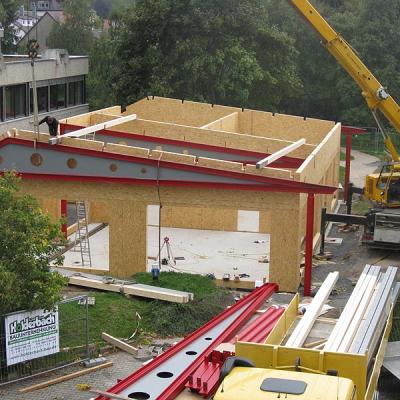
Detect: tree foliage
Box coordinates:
(49, 0, 400, 128)
(48, 0, 99, 55)
(111, 0, 301, 109)
(0, 0, 18, 52)
(0, 172, 67, 315)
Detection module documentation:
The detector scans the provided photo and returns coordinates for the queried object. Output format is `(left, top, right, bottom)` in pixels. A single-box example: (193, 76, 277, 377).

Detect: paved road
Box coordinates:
(0, 352, 142, 400)
(340, 149, 381, 187)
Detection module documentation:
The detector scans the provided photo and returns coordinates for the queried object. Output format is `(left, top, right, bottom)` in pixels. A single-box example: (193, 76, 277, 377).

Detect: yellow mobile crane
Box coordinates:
(289, 0, 400, 248)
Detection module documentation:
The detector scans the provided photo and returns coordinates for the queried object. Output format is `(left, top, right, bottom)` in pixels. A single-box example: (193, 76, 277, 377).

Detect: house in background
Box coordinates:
(0, 49, 88, 132)
(17, 12, 60, 53)
(29, 0, 65, 12)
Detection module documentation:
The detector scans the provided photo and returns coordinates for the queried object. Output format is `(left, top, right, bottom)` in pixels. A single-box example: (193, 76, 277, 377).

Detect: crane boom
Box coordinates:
(288, 0, 400, 162)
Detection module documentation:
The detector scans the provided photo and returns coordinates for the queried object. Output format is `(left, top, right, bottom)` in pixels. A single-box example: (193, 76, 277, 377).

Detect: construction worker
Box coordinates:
(39, 116, 59, 136)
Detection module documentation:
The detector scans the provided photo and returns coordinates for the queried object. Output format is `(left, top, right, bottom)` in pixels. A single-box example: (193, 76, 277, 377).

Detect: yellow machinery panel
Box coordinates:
(365, 172, 400, 206)
(214, 367, 355, 400)
(233, 295, 394, 400)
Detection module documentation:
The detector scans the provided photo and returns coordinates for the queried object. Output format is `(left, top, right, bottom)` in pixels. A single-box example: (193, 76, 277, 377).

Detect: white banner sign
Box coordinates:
(5, 308, 59, 366)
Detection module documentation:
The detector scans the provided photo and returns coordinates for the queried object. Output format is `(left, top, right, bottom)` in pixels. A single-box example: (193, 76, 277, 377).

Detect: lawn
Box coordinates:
(59, 272, 234, 348)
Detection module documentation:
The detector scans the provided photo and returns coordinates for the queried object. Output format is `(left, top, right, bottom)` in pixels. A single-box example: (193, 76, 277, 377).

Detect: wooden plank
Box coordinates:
(256, 139, 306, 169)
(67, 275, 192, 303)
(64, 114, 138, 138)
(19, 362, 113, 393)
(324, 265, 373, 352)
(337, 266, 380, 352)
(90, 389, 132, 400)
(285, 271, 339, 348)
(101, 332, 138, 356)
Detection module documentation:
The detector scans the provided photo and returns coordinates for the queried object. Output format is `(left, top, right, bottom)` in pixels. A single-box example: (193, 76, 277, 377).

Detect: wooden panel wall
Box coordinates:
(238, 110, 335, 145)
(21, 180, 301, 291)
(160, 206, 238, 231)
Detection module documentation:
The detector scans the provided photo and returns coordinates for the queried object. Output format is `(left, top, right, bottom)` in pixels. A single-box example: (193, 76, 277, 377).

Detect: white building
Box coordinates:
(0, 49, 88, 132)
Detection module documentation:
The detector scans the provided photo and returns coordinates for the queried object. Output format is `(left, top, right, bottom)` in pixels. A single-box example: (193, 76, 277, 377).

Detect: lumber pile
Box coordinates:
(55, 268, 193, 303)
(324, 265, 397, 357)
(286, 271, 339, 348)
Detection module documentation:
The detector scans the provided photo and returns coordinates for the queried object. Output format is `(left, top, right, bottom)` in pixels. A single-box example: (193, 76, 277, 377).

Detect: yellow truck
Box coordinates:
(214, 292, 393, 400)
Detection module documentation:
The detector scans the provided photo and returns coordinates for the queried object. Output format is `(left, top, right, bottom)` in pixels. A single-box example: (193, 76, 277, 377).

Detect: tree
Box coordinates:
(0, 172, 67, 315)
(48, 0, 99, 55)
(93, 0, 111, 18)
(0, 0, 18, 53)
(111, 0, 301, 110)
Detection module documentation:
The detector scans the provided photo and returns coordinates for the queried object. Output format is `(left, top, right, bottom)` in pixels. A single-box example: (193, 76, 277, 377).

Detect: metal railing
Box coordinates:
(0, 295, 90, 385)
(341, 127, 400, 158)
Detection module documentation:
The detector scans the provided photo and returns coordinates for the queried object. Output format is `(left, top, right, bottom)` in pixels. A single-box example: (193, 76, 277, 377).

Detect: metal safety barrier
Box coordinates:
(0, 295, 90, 385)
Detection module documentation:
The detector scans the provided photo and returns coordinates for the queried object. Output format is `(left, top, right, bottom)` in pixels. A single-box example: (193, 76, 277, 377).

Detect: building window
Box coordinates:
(5, 84, 27, 119)
(68, 81, 84, 106)
(50, 83, 66, 110)
(30, 86, 49, 114)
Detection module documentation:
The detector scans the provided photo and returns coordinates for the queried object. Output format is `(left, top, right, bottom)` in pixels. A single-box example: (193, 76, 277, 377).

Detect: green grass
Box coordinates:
(60, 272, 233, 348)
(351, 197, 371, 215)
(339, 166, 345, 185)
(340, 151, 354, 161)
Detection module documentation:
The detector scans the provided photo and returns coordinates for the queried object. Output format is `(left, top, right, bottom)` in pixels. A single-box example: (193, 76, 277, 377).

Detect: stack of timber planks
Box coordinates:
(55, 268, 193, 303)
(324, 265, 397, 358)
(286, 271, 339, 348)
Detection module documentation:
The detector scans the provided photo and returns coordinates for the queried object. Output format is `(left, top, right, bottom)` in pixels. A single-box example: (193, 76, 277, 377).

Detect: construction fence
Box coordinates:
(0, 295, 90, 385)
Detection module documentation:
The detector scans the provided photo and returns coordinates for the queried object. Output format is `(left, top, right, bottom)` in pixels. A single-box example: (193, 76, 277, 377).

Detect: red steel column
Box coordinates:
(61, 200, 68, 238)
(304, 193, 315, 296)
(344, 133, 352, 202)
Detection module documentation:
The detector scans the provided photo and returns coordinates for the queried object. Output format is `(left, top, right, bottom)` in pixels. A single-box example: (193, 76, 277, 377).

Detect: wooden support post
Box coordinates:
(304, 193, 315, 297)
(344, 133, 352, 202)
(61, 199, 68, 238)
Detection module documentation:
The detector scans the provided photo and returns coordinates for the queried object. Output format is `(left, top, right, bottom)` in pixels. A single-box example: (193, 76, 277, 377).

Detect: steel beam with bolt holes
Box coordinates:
(94, 283, 278, 400)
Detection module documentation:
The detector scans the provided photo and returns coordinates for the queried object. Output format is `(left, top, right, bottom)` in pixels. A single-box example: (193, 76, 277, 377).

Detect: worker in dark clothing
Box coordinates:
(39, 116, 59, 136)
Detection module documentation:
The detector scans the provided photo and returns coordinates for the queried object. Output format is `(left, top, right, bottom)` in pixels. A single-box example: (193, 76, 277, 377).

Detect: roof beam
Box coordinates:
(256, 139, 305, 169)
(48, 114, 137, 145)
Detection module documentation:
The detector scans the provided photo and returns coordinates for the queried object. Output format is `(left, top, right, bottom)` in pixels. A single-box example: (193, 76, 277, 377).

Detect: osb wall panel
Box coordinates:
(20, 180, 299, 212)
(238, 110, 335, 145)
(106, 118, 314, 159)
(61, 106, 121, 127)
(108, 200, 147, 277)
(269, 208, 301, 291)
(125, 97, 334, 146)
(20, 180, 301, 290)
(160, 206, 238, 231)
(295, 123, 341, 185)
(201, 112, 239, 132)
(125, 97, 233, 127)
(259, 210, 271, 233)
(38, 198, 61, 222)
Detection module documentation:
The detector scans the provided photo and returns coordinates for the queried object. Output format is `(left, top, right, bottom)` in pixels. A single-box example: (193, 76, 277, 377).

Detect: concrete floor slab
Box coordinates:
(61, 225, 270, 281)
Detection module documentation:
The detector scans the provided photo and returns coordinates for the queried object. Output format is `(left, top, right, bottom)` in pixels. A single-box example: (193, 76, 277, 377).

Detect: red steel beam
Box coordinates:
(60, 200, 68, 238)
(95, 283, 277, 400)
(344, 133, 353, 202)
(0, 138, 337, 194)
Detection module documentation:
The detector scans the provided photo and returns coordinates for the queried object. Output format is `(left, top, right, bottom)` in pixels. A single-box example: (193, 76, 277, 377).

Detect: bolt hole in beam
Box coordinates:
(185, 350, 197, 355)
(128, 393, 150, 400)
(204, 337, 212, 341)
(156, 371, 174, 378)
